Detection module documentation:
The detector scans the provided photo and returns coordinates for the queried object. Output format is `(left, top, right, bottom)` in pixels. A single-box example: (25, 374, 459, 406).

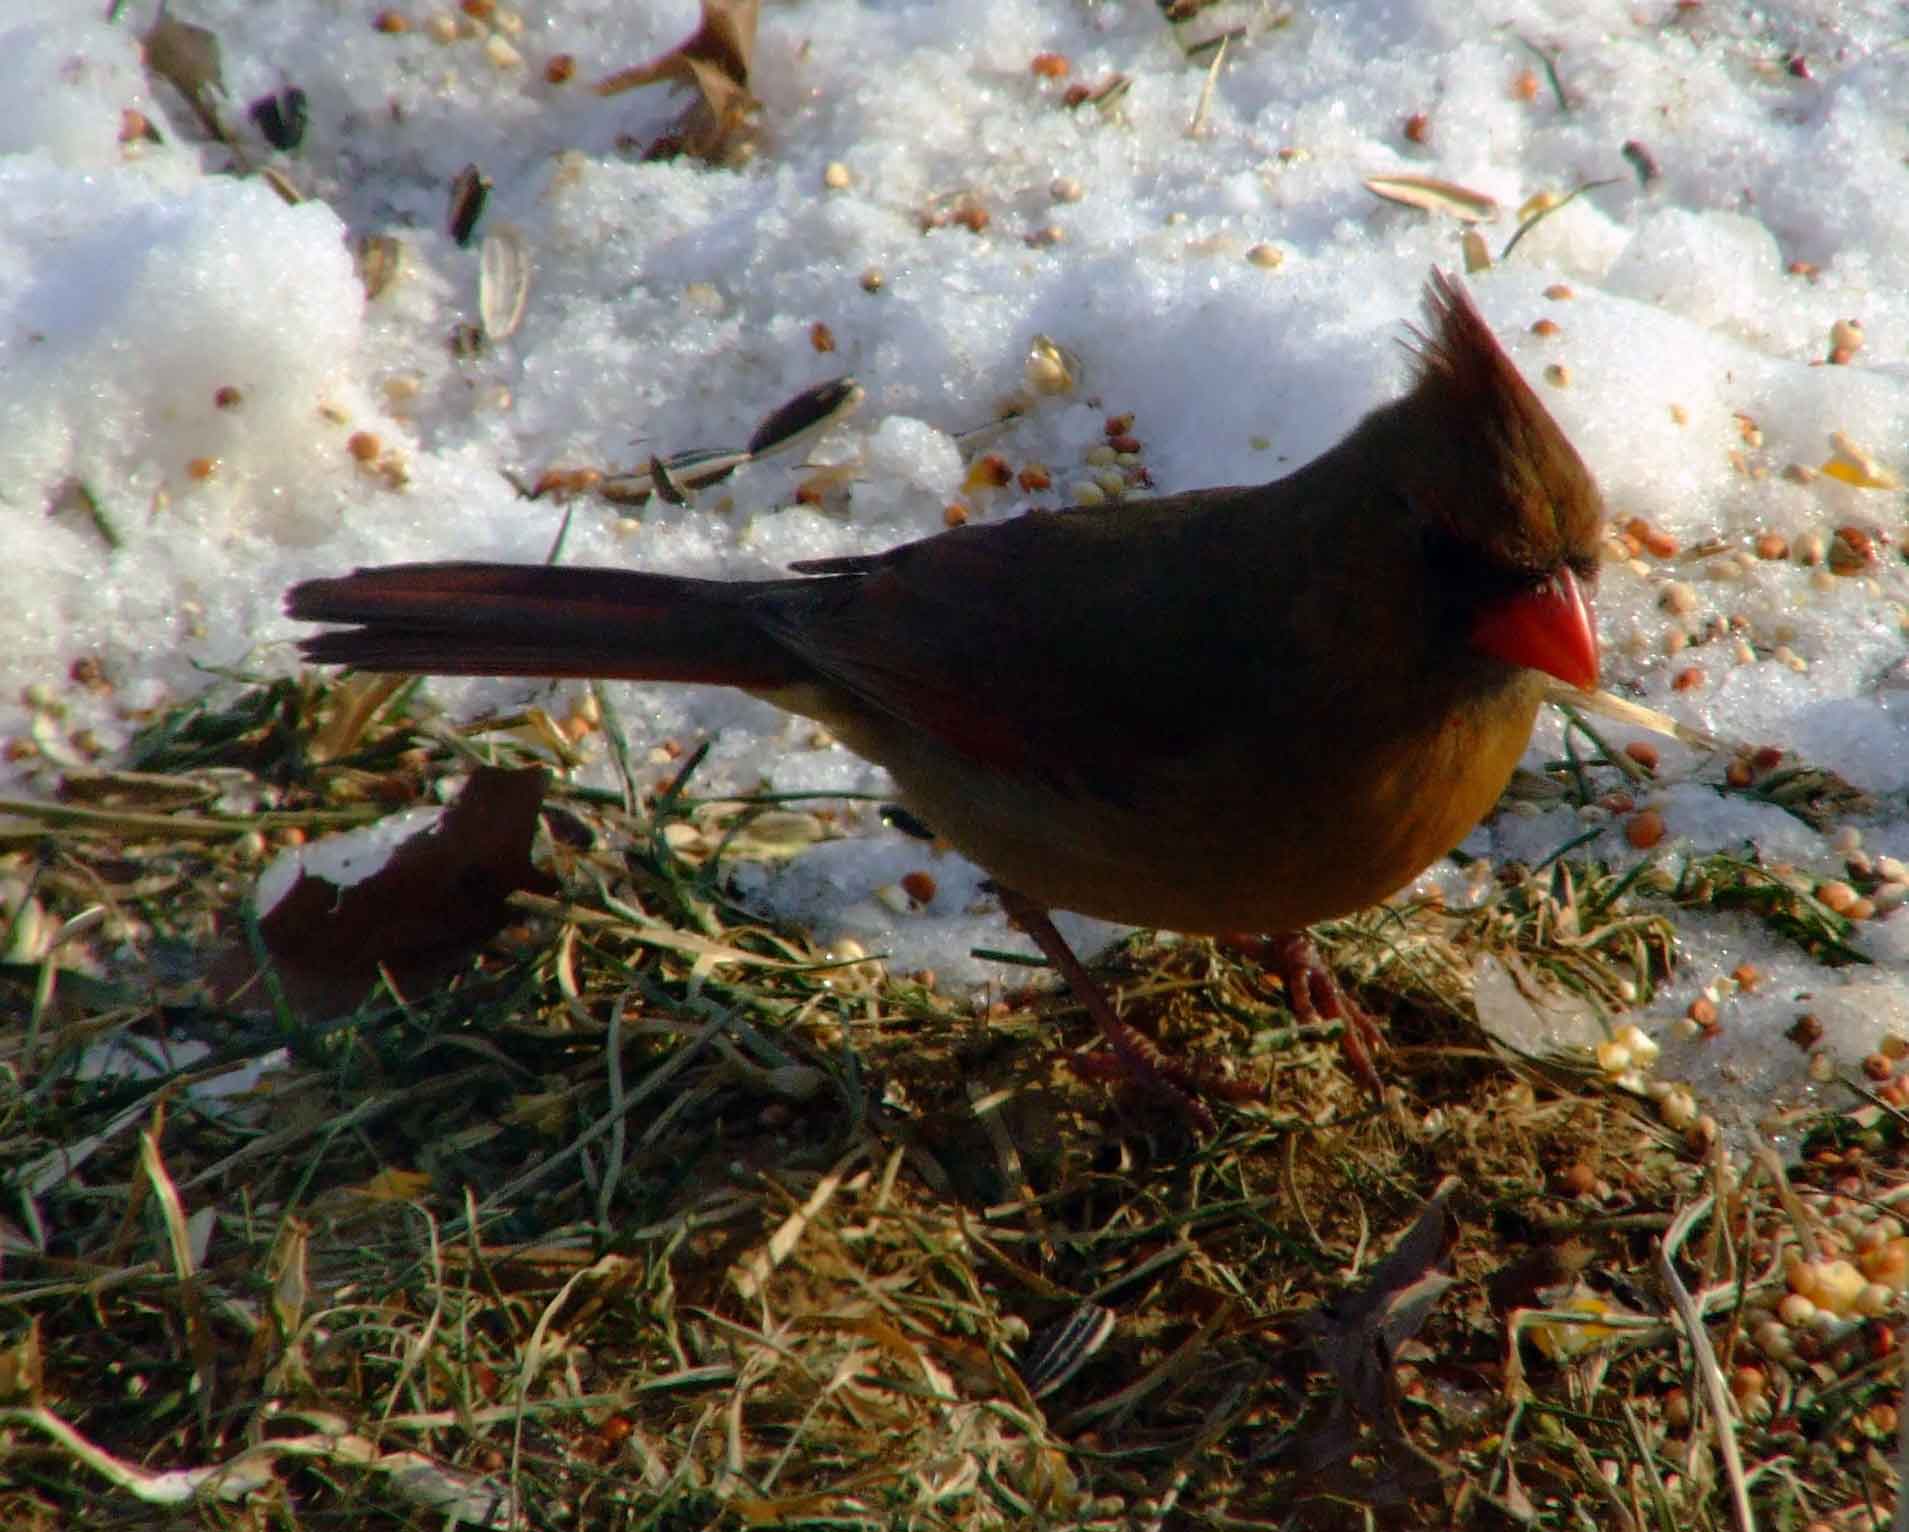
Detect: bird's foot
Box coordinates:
(1226, 931, 1387, 1100)
(1063, 1043, 1266, 1135)
(996, 888, 1259, 1135)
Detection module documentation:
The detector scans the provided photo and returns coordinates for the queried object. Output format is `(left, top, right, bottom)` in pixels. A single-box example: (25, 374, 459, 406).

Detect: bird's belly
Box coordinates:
(758, 679, 1542, 936)
(888, 696, 1540, 935)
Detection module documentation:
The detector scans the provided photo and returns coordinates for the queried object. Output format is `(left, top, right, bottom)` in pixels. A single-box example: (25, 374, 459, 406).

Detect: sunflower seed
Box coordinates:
(448, 163, 491, 247)
(746, 376, 864, 458)
(478, 225, 532, 340)
(1363, 173, 1498, 222)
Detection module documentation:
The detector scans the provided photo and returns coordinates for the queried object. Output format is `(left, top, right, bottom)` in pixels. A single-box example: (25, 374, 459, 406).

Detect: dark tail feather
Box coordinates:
(287, 562, 804, 687)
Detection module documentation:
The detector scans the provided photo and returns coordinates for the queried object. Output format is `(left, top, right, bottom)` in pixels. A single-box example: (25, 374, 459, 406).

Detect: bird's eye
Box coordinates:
(1418, 526, 1534, 604)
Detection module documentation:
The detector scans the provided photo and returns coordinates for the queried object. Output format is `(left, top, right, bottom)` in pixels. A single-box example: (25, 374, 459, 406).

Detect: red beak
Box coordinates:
(1471, 567, 1599, 691)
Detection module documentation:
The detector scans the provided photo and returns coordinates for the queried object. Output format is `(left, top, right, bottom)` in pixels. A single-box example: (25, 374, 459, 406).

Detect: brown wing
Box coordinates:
(749, 492, 1287, 799)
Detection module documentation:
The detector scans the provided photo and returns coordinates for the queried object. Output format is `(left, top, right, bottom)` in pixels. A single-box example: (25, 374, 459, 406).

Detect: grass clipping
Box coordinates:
(0, 670, 1902, 1529)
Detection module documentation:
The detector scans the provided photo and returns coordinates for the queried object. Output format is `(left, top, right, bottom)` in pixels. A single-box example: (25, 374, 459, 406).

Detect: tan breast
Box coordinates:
(766, 675, 1543, 935)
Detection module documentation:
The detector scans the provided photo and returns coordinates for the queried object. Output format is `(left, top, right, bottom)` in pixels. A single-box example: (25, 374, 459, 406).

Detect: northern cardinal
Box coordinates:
(289, 271, 1603, 1129)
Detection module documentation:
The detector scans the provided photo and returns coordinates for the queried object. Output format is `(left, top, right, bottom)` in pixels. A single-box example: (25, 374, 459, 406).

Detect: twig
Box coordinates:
(1187, 33, 1227, 136)
(0, 796, 376, 839)
(1659, 1196, 1756, 1532)
(1753, 1139, 1822, 1263)
(1500, 177, 1620, 261)
(596, 999, 627, 1233)
(1518, 35, 1570, 111)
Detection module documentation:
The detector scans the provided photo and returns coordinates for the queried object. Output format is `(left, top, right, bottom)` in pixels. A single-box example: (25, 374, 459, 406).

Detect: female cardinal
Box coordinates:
(289, 271, 1603, 1129)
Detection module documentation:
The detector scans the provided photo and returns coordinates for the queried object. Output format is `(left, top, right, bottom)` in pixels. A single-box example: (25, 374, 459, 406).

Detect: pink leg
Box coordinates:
(997, 888, 1267, 1134)
(1225, 932, 1386, 1098)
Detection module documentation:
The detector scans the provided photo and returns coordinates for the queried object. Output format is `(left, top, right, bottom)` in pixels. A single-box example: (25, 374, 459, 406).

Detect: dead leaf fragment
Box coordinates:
(596, 0, 756, 95)
(143, 9, 226, 135)
(1305, 1176, 1458, 1423)
(595, 0, 760, 165)
(236, 766, 557, 1016)
(1284, 1176, 1460, 1495)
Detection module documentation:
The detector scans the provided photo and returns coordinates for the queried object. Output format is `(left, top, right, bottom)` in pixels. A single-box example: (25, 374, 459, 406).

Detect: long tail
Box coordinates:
(287, 562, 805, 687)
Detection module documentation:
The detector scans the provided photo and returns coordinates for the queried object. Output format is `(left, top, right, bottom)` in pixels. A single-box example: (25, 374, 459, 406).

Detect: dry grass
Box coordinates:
(1, 671, 1901, 1529)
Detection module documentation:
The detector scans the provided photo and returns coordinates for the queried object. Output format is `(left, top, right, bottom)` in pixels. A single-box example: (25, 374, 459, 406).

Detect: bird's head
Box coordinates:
(1400, 270, 1604, 693)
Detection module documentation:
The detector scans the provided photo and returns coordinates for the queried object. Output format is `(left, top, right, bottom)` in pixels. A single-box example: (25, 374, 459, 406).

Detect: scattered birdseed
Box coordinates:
(1827, 318, 1863, 365)
(1829, 525, 1876, 574)
(1024, 335, 1076, 394)
(1824, 433, 1900, 488)
(1659, 582, 1698, 615)
(1071, 480, 1107, 507)
(1626, 517, 1677, 558)
(1245, 243, 1284, 269)
(1622, 139, 1661, 183)
(1816, 880, 1858, 914)
(1543, 282, 1574, 300)
(1658, 1086, 1697, 1130)
(1543, 363, 1570, 387)
(1626, 809, 1665, 848)
(952, 202, 989, 233)
(822, 161, 852, 190)
(967, 453, 1013, 489)
(1050, 176, 1084, 203)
